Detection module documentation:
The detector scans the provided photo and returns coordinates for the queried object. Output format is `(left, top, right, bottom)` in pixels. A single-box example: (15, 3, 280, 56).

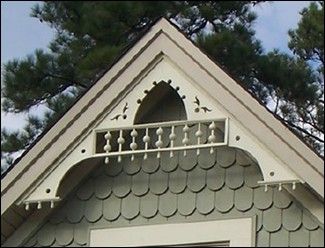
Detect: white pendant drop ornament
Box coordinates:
(37, 201, 42, 209)
(50, 200, 55, 209)
(25, 203, 30, 211)
(278, 183, 282, 191)
(292, 182, 296, 190)
(264, 184, 268, 192)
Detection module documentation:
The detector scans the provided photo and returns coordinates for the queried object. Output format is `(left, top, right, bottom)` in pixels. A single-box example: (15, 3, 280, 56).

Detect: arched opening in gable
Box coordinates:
(134, 81, 187, 124)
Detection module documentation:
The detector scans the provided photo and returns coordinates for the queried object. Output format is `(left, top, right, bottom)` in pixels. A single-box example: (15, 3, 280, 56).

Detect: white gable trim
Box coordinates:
(18, 57, 302, 205)
(1, 18, 323, 218)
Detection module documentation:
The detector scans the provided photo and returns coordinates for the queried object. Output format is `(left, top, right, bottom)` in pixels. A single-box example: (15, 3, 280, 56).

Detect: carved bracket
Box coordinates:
(18, 117, 304, 211)
(18, 118, 228, 210)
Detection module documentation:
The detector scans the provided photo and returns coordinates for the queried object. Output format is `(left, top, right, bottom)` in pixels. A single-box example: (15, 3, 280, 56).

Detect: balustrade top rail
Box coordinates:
(94, 117, 228, 132)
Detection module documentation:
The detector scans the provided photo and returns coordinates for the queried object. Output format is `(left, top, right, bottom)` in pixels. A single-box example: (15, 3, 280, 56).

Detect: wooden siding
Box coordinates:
(23, 145, 323, 247)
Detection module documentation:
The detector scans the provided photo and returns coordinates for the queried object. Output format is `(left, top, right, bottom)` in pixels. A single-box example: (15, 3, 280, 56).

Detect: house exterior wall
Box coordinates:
(23, 146, 324, 247)
(3, 18, 323, 247)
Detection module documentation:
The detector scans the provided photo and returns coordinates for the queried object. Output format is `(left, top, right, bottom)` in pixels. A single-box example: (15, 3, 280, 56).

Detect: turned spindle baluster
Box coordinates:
(130, 129, 138, 161)
(117, 130, 125, 162)
(37, 201, 42, 209)
(195, 123, 203, 155)
(143, 128, 150, 160)
(182, 124, 190, 156)
(169, 126, 176, 157)
(155, 127, 163, 158)
(104, 131, 112, 164)
(208, 121, 216, 154)
(50, 200, 55, 209)
(25, 202, 30, 211)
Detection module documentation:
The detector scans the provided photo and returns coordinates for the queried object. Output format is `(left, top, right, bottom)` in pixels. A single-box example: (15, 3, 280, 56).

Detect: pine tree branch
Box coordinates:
(312, 48, 324, 66)
(299, 117, 324, 133)
(307, 110, 318, 127)
(280, 117, 324, 143)
(295, 106, 324, 133)
(44, 72, 88, 89)
(187, 19, 207, 37)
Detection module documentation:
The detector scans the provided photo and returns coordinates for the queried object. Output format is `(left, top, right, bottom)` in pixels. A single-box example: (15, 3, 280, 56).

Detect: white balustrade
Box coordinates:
(98, 118, 227, 162)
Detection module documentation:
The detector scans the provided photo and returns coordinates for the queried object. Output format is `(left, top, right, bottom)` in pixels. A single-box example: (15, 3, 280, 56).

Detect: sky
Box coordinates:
(1, 1, 54, 131)
(1, 1, 313, 132)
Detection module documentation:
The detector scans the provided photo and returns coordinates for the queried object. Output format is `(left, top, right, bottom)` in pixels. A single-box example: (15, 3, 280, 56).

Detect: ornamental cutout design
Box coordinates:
(194, 96, 212, 113)
(111, 103, 128, 121)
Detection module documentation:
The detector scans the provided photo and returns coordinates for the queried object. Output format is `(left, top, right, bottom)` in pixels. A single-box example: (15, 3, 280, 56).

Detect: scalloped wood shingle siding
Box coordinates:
(24, 145, 324, 247)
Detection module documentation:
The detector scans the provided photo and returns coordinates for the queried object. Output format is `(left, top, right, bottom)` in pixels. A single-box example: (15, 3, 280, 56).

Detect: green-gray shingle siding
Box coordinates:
(24, 146, 324, 247)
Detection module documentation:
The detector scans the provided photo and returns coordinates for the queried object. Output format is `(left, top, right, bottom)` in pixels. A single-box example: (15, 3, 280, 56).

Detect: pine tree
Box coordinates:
(282, 1, 323, 151)
(1, 1, 323, 174)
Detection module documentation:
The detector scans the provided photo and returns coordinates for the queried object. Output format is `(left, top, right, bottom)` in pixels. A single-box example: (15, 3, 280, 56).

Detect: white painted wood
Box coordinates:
(89, 218, 256, 247)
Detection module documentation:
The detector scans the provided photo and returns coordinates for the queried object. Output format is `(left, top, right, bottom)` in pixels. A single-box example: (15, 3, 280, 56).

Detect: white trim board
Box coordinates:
(89, 218, 256, 247)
